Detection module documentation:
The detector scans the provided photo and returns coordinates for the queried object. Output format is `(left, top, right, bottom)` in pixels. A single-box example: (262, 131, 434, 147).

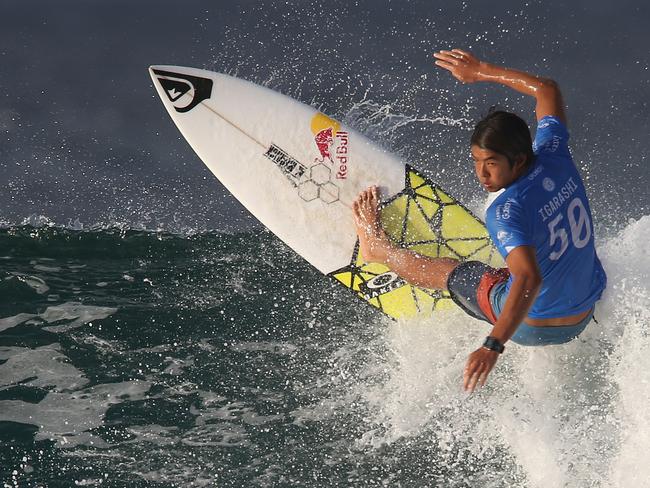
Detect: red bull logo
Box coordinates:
(314, 127, 334, 162)
(310, 113, 349, 180)
(334, 131, 348, 179)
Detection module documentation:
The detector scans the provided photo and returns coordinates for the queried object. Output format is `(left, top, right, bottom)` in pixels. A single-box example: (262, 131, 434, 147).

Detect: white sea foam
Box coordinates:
(8, 273, 50, 295)
(0, 302, 118, 334)
(0, 343, 151, 447)
(344, 95, 472, 152)
(298, 215, 650, 487)
(0, 343, 89, 391)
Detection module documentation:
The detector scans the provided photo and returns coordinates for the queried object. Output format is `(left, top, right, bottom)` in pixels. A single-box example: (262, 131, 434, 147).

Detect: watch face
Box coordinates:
(483, 336, 505, 353)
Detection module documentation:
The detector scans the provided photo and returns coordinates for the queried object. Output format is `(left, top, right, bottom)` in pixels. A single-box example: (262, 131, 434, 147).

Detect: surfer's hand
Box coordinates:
(463, 347, 499, 392)
(433, 49, 483, 84)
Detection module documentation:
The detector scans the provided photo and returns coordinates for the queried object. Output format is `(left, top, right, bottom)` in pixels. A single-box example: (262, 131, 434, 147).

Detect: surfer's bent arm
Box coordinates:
(489, 246, 542, 343)
(433, 49, 566, 124)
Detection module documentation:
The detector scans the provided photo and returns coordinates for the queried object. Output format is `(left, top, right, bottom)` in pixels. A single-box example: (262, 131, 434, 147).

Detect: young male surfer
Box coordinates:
(353, 49, 606, 392)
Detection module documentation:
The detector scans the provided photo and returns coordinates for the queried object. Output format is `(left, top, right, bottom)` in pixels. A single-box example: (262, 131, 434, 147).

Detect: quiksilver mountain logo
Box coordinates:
(152, 68, 213, 113)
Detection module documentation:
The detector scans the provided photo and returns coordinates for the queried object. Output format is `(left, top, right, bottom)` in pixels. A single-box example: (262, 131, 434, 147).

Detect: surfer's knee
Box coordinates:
(446, 261, 507, 322)
(439, 258, 463, 291)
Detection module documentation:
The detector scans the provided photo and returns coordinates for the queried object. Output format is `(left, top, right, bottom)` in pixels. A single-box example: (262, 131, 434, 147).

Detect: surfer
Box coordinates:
(353, 49, 607, 392)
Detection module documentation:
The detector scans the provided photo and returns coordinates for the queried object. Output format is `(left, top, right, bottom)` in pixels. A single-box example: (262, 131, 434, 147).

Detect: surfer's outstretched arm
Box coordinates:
(433, 49, 566, 124)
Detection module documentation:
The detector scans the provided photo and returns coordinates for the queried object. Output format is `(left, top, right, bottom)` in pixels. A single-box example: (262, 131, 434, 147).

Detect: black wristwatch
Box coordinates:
(483, 336, 505, 354)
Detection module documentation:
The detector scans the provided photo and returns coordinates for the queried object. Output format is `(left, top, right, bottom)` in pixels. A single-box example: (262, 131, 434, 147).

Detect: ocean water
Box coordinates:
(1, 211, 648, 487)
(3, 80, 649, 488)
(3, 2, 649, 485)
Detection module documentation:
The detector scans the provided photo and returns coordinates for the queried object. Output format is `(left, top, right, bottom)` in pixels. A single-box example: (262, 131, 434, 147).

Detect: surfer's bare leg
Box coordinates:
(352, 186, 460, 290)
(352, 186, 392, 263)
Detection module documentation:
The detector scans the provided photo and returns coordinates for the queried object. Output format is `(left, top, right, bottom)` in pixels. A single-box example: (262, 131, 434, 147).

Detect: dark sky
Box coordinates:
(2, 0, 649, 233)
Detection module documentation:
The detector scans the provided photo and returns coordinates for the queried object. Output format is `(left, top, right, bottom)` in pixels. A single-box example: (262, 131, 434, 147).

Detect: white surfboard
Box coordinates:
(149, 66, 503, 319)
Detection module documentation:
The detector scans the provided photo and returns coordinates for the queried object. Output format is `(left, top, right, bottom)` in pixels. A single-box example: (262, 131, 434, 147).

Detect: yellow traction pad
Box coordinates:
(329, 165, 504, 320)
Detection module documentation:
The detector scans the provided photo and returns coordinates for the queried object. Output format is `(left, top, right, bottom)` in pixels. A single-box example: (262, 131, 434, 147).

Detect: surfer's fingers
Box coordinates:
(434, 54, 460, 67)
(465, 369, 481, 392)
(451, 48, 472, 59)
(442, 50, 468, 62)
(435, 60, 456, 72)
(478, 367, 492, 387)
(463, 362, 482, 391)
(436, 49, 460, 58)
(465, 357, 495, 391)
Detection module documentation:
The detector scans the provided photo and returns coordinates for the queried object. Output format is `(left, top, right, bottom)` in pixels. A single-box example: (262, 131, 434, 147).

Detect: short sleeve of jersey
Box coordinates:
(533, 115, 570, 157)
(486, 197, 533, 258)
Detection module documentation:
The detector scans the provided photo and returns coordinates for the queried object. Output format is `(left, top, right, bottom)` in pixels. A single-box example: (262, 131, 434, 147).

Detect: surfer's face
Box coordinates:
(471, 146, 526, 192)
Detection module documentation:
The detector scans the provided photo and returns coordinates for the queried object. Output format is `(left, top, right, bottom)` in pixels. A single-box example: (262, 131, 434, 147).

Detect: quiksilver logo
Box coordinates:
(166, 87, 184, 102)
(152, 68, 213, 113)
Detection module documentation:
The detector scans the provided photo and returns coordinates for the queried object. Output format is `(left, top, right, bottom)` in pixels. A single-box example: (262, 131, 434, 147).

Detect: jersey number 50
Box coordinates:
(548, 197, 592, 261)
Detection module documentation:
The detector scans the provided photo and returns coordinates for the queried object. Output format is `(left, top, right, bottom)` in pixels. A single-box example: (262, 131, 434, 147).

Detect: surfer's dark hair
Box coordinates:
(470, 109, 534, 168)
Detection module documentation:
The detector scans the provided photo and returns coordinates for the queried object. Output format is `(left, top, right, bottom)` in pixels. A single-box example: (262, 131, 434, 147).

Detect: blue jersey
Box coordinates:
(485, 116, 607, 319)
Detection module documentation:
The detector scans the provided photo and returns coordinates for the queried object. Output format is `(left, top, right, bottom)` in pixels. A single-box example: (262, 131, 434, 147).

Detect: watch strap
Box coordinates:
(483, 336, 505, 354)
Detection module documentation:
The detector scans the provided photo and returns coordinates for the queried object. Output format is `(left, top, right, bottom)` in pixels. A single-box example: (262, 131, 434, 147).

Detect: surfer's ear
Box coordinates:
(513, 153, 528, 169)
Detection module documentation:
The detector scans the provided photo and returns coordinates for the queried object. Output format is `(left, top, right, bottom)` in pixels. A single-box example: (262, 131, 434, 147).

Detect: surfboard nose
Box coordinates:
(149, 65, 214, 113)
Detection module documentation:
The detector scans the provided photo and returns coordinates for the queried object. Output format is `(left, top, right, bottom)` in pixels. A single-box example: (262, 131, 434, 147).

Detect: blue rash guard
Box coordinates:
(485, 116, 607, 319)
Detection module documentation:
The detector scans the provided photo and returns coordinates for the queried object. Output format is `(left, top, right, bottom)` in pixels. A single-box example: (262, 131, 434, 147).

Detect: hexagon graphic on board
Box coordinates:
(319, 181, 339, 204)
(309, 163, 331, 185)
(298, 180, 319, 202)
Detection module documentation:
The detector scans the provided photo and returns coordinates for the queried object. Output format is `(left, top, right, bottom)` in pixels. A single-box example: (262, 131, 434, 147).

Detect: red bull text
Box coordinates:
(313, 128, 348, 180)
(335, 131, 348, 179)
